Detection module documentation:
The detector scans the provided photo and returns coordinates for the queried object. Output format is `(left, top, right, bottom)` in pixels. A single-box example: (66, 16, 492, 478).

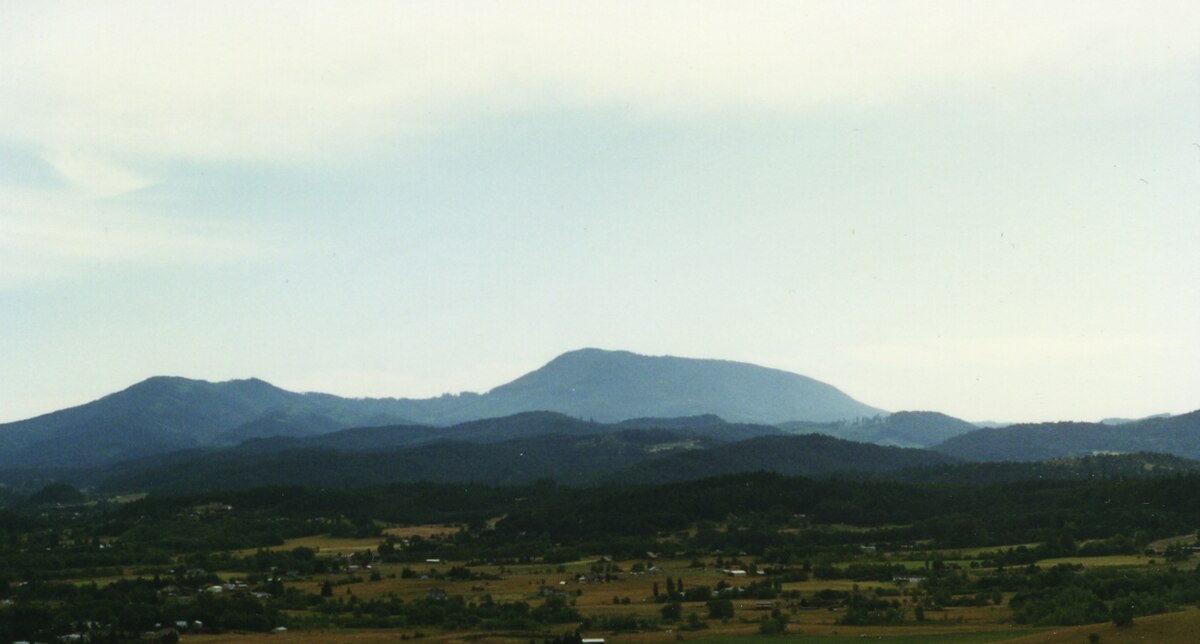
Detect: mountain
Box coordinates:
(0, 349, 880, 470)
(98, 428, 722, 492)
(932, 411, 1200, 462)
(779, 411, 979, 448)
(98, 427, 949, 493)
(205, 412, 782, 461)
(0, 376, 420, 470)
(474, 348, 884, 424)
(76, 410, 1200, 494)
(1100, 413, 1172, 426)
(879, 452, 1200, 485)
(0, 377, 316, 469)
(611, 433, 956, 485)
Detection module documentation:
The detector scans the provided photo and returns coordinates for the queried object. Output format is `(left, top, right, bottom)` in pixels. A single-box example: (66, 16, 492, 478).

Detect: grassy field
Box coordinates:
(231, 534, 383, 557)
(1148, 534, 1197, 551)
(1036, 554, 1150, 568)
(692, 632, 1030, 644)
(383, 524, 463, 539)
(1001, 608, 1200, 643)
(268, 548, 1027, 639)
(182, 626, 1037, 643)
(72, 524, 1200, 644)
(183, 617, 1200, 644)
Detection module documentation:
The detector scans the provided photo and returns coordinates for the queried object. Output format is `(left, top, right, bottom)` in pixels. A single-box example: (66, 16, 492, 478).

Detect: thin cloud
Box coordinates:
(849, 335, 1168, 369)
(41, 149, 154, 198)
(0, 186, 278, 288)
(2, 1, 1196, 165)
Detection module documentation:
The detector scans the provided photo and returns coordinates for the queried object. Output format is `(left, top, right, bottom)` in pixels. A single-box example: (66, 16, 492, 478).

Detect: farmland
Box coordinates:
(6, 473, 1200, 642)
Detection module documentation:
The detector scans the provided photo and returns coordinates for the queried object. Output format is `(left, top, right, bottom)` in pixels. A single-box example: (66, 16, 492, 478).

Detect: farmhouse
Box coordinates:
(139, 628, 179, 643)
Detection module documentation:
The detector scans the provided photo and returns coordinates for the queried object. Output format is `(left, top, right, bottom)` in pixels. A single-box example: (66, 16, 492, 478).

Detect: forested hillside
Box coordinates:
(934, 411, 1200, 461)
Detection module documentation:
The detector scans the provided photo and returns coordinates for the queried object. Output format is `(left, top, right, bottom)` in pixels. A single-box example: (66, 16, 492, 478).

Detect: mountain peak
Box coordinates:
(543, 347, 637, 365)
(487, 348, 884, 424)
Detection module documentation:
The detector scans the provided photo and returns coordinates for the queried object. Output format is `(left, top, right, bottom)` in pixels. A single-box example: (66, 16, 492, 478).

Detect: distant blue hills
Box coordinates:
(1, 348, 1194, 484)
(0, 348, 885, 470)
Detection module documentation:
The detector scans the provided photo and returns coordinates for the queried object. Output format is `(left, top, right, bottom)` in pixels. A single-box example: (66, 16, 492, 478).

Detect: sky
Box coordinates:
(1, 1, 1198, 424)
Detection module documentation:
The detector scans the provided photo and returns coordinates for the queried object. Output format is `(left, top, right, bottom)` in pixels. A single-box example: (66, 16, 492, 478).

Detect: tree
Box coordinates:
(758, 614, 788, 634)
(660, 602, 681, 622)
(320, 581, 333, 597)
(1111, 599, 1134, 627)
(705, 599, 733, 620)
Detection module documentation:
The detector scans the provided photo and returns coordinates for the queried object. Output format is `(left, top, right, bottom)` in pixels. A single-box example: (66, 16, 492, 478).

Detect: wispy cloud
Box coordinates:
(40, 149, 154, 198)
(0, 185, 277, 288)
(2, 1, 1196, 165)
(279, 360, 538, 400)
(849, 335, 1169, 369)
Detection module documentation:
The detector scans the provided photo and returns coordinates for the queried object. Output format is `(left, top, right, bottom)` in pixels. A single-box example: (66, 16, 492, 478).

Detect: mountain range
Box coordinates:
(64, 415, 1200, 495)
(89, 412, 960, 492)
(0, 349, 885, 470)
(3, 347, 1197, 491)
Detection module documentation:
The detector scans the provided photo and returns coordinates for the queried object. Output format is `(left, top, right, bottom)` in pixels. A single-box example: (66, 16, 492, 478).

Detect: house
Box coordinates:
(726, 569, 747, 577)
(426, 588, 449, 601)
(139, 628, 179, 644)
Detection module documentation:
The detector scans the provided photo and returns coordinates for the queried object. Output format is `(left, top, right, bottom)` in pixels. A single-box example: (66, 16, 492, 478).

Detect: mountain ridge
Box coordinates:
(932, 410, 1200, 461)
(0, 349, 882, 469)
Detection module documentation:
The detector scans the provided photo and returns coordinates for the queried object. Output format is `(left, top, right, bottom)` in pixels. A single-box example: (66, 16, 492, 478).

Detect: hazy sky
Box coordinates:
(2, 1, 1198, 424)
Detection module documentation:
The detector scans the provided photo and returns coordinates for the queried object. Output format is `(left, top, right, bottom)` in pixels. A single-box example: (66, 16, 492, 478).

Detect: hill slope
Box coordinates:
(99, 429, 711, 492)
(882, 452, 1200, 485)
(0, 377, 423, 469)
(933, 411, 1200, 461)
(780, 410, 978, 448)
(611, 433, 956, 485)
(99, 427, 949, 493)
